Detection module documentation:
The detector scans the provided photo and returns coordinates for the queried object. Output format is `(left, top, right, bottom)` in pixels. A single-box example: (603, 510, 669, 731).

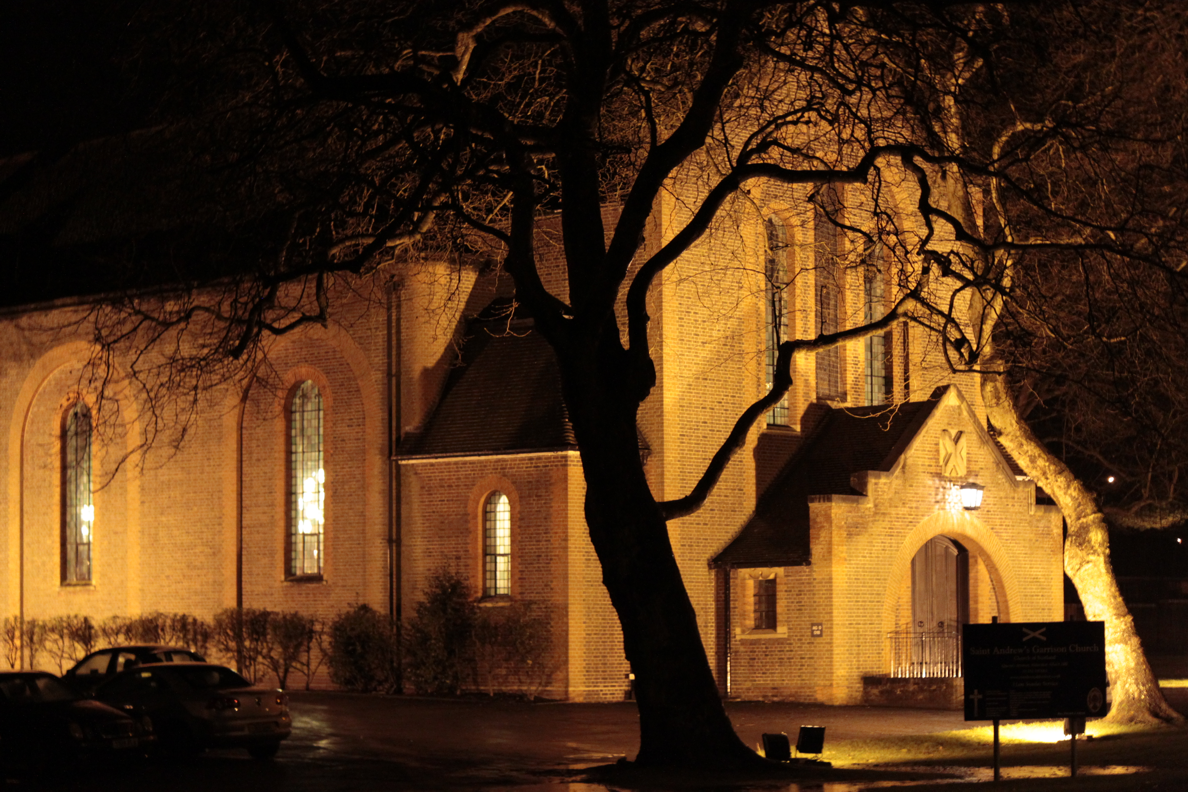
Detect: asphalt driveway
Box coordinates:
(18, 692, 971, 791)
(22, 686, 1188, 791)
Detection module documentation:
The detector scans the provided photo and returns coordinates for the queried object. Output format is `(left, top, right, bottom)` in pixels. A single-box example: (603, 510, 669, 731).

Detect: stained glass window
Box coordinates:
(62, 402, 93, 583)
(483, 492, 511, 597)
(765, 217, 790, 425)
(815, 191, 843, 400)
(290, 381, 324, 577)
(863, 247, 891, 405)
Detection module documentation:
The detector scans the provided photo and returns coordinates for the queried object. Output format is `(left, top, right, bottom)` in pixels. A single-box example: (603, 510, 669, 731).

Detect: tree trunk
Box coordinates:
(557, 343, 763, 768)
(982, 369, 1181, 724)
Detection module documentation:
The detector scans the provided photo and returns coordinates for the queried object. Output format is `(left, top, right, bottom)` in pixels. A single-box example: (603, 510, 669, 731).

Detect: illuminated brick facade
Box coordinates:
(0, 185, 1063, 704)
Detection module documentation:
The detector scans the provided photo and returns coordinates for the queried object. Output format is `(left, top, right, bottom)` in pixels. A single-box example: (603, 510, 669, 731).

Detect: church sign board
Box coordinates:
(962, 621, 1108, 721)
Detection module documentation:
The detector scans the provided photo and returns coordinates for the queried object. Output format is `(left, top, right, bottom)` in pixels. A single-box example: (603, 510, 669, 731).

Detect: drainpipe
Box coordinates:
(18, 406, 26, 669)
(387, 282, 403, 686)
(235, 379, 252, 675)
(723, 565, 732, 697)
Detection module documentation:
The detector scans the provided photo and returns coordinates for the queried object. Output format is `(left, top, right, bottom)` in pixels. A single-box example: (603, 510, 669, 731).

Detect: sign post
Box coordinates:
(963, 621, 1107, 780)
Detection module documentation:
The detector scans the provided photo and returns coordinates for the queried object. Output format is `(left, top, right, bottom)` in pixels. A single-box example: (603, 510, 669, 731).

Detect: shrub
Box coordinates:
(213, 608, 272, 682)
(264, 611, 317, 690)
(2, 618, 19, 670)
(97, 615, 130, 647)
(403, 571, 477, 696)
(23, 619, 46, 672)
(473, 600, 556, 699)
(327, 604, 397, 693)
(45, 616, 97, 673)
(125, 612, 168, 644)
(66, 615, 98, 659)
(299, 619, 328, 690)
(162, 613, 213, 656)
(118, 611, 212, 654)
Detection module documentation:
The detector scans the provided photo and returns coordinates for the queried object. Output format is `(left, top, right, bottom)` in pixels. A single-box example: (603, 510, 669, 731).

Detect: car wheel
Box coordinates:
(247, 741, 280, 760)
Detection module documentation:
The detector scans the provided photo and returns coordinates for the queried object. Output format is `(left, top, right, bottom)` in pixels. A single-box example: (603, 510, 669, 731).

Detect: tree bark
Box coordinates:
(981, 368, 1182, 724)
(555, 337, 763, 768)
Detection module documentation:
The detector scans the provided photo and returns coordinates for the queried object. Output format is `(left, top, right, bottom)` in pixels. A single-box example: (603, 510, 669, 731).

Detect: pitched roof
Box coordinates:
(0, 129, 295, 310)
(713, 393, 944, 569)
(401, 322, 576, 457)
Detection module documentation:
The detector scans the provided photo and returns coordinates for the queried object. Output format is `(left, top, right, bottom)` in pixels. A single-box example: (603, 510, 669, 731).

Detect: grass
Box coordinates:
(817, 719, 1188, 791)
(594, 721, 1188, 791)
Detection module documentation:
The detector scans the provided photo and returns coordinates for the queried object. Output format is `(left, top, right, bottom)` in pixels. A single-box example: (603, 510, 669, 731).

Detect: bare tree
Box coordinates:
(34, 0, 1188, 763)
(869, 1, 1188, 722)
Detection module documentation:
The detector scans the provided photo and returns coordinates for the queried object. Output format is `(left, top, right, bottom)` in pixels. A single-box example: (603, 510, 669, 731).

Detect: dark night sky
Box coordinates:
(0, 3, 260, 307)
(0, 3, 149, 157)
(3, 3, 1188, 575)
(1111, 527, 1188, 578)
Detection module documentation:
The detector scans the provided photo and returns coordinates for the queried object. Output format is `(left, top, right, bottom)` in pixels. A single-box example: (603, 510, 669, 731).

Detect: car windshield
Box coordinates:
(172, 666, 252, 690)
(0, 675, 75, 703)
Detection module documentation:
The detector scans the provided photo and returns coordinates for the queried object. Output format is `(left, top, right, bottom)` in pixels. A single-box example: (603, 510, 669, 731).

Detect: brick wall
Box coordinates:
(724, 388, 1063, 704)
(0, 168, 1067, 704)
(0, 280, 391, 644)
(399, 451, 628, 701)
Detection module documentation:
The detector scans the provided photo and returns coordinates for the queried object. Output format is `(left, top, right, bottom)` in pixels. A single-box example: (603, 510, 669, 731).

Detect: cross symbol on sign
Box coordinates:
(969, 689, 983, 716)
(1023, 627, 1047, 642)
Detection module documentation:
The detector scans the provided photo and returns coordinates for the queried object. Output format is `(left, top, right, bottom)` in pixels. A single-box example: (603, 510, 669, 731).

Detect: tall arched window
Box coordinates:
(815, 189, 843, 401)
(62, 401, 93, 583)
(289, 380, 325, 578)
(483, 492, 511, 597)
(764, 217, 790, 425)
(863, 243, 891, 405)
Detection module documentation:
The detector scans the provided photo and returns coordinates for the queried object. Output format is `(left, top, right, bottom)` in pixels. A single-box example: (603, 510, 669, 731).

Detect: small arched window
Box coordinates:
(483, 492, 511, 597)
(289, 380, 325, 578)
(62, 401, 93, 583)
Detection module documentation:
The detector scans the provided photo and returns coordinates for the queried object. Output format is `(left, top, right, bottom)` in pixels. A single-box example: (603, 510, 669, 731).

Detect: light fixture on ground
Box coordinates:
(960, 483, 985, 510)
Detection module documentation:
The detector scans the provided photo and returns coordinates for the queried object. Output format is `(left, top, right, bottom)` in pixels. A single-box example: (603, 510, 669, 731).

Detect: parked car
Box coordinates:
(94, 663, 291, 759)
(63, 645, 205, 695)
(0, 671, 154, 775)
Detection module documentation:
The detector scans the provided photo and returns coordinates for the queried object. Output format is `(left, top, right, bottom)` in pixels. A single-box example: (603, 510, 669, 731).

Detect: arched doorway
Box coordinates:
(912, 535, 970, 632)
(901, 536, 968, 677)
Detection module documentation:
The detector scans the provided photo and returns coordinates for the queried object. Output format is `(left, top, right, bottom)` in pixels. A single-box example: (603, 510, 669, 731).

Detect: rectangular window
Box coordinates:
(753, 577, 777, 630)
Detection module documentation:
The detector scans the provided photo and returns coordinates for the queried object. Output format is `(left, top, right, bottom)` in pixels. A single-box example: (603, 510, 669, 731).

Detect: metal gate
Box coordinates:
(888, 627, 962, 678)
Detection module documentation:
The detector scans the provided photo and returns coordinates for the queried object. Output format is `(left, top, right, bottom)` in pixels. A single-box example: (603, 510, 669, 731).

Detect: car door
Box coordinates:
(99, 670, 168, 713)
(98, 670, 193, 740)
(65, 650, 116, 693)
(112, 651, 143, 673)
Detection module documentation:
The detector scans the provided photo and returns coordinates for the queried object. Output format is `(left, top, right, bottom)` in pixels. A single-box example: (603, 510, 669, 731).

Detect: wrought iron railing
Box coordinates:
(888, 628, 962, 678)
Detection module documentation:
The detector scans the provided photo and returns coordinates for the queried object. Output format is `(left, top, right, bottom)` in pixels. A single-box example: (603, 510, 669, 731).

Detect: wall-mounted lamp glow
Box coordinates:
(960, 483, 985, 511)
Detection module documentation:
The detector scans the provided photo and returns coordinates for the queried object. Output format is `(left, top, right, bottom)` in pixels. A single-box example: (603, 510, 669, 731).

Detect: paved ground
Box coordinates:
(20, 686, 1188, 791)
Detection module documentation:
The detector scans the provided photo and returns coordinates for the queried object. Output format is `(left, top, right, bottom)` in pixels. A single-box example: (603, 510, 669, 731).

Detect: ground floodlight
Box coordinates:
(796, 725, 825, 755)
(761, 732, 792, 762)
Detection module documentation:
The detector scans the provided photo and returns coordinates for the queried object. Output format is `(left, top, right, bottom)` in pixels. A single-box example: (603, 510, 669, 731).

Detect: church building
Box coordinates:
(0, 152, 1064, 705)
